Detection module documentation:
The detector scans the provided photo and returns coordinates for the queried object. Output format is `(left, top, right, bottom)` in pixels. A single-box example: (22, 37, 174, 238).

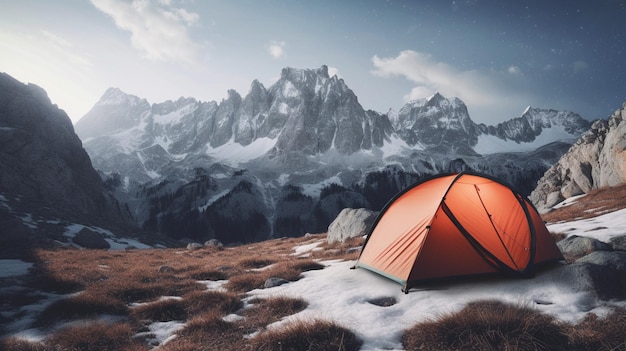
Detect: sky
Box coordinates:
(1, 0, 625, 125)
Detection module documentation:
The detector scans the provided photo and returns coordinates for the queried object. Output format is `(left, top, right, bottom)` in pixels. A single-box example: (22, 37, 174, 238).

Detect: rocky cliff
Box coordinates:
(530, 102, 626, 212)
(0, 72, 136, 252)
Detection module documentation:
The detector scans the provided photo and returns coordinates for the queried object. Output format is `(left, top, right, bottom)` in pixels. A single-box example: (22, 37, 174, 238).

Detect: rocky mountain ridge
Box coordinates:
(73, 66, 592, 244)
(0, 73, 138, 256)
(530, 102, 626, 212)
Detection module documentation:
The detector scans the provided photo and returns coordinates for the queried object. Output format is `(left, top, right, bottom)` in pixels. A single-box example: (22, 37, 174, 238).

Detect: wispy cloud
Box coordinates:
(267, 40, 286, 59)
(41, 30, 93, 68)
(371, 50, 531, 122)
(90, 0, 201, 64)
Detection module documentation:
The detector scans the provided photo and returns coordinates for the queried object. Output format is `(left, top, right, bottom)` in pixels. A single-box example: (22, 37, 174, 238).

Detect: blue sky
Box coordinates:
(1, 0, 624, 125)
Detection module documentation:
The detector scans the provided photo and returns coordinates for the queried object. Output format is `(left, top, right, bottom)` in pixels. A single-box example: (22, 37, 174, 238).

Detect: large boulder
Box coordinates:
(544, 262, 625, 300)
(327, 208, 378, 244)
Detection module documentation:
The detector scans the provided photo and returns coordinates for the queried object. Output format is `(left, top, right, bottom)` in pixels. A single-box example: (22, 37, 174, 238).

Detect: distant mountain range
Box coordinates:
(72, 65, 590, 244)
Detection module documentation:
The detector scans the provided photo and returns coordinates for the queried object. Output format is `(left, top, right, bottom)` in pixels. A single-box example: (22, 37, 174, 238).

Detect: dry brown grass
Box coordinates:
(34, 291, 128, 327)
(251, 319, 363, 351)
(402, 301, 626, 351)
(0, 338, 46, 351)
(5, 234, 354, 350)
(7, 232, 624, 350)
(402, 300, 569, 351)
(46, 322, 147, 351)
(542, 183, 626, 223)
(565, 307, 626, 351)
(243, 296, 308, 328)
(159, 310, 247, 351)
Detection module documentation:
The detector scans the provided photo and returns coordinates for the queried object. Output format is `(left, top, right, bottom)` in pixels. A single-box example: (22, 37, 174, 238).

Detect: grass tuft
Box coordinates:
(130, 298, 187, 322)
(34, 292, 128, 327)
(0, 338, 46, 351)
(402, 300, 568, 351)
(566, 307, 626, 351)
(251, 319, 363, 351)
(46, 322, 147, 351)
(244, 296, 308, 327)
(183, 290, 243, 315)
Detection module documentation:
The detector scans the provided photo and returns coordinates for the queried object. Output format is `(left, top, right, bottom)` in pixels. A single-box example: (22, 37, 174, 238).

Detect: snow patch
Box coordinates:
(206, 137, 276, 166)
(547, 208, 626, 242)
(0, 259, 34, 277)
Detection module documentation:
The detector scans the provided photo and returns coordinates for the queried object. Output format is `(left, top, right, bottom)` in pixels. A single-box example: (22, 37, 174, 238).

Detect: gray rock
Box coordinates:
(72, 228, 110, 249)
(327, 208, 378, 244)
(609, 235, 626, 251)
(542, 262, 625, 300)
(264, 277, 289, 288)
(557, 235, 612, 261)
(158, 265, 174, 273)
(530, 102, 626, 212)
(204, 239, 224, 248)
(186, 243, 203, 250)
(577, 251, 626, 277)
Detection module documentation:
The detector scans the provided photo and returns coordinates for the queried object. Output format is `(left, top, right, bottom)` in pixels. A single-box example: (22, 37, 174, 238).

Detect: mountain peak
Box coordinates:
(96, 87, 142, 106)
(280, 65, 330, 81)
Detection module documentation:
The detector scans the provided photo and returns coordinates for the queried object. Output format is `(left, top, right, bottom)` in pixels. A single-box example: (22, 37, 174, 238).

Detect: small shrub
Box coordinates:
(252, 319, 362, 351)
(402, 300, 568, 351)
(46, 322, 147, 351)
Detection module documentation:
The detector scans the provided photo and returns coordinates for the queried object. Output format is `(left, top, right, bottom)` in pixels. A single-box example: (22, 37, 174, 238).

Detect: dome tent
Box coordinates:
(353, 172, 563, 293)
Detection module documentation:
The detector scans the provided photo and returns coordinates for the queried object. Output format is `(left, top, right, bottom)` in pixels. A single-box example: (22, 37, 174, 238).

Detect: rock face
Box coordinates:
(327, 208, 378, 244)
(530, 102, 626, 212)
(0, 72, 135, 248)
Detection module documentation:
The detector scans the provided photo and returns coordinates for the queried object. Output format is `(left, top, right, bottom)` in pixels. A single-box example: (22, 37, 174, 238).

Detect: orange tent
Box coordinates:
(353, 172, 563, 293)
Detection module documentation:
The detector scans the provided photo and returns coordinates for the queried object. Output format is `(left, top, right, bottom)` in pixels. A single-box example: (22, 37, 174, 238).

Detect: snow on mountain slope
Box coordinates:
(474, 124, 578, 154)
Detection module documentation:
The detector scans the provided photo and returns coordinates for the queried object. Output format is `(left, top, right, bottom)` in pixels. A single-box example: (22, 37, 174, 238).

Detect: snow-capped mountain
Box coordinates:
(74, 66, 591, 244)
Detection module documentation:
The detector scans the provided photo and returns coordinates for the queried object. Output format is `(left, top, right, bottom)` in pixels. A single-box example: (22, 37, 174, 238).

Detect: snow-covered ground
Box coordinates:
(247, 205, 626, 351)
(2, 198, 624, 350)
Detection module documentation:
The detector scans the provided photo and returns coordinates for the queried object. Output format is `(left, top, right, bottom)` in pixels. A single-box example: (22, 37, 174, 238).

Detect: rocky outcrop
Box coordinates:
(0, 72, 135, 246)
(530, 102, 626, 212)
(327, 208, 378, 244)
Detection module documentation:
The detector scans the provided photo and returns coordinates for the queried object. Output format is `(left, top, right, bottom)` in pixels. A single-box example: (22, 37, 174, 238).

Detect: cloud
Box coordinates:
(507, 65, 521, 75)
(371, 50, 532, 123)
(267, 40, 286, 59)
(90, 0, 200, 64)
(41, 30, 93, 69)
